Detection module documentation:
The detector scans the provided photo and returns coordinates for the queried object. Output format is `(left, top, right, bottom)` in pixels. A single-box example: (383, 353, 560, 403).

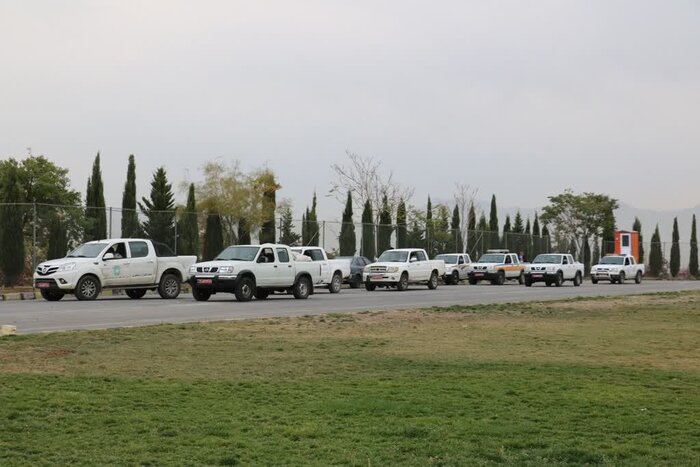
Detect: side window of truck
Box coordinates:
(128, 241, 149, 258)
(276, 248, 289, 263)
(505, 255, 512, 264)
(416, 251, 427, 262)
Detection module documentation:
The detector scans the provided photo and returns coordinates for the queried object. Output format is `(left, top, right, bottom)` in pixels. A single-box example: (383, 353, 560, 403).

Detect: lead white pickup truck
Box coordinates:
(187, 244, 323, 301)
(363, 248, 446, 291)
(33, 239, 197, 301)
(290, 247, 351, 293)
(524, 253, 584, 287)
(591, 255, 644, 284)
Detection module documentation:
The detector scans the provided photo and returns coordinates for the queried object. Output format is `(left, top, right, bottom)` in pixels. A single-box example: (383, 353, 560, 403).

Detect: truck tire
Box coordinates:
(365, 282, 376, 291)
(573, 272, 582, 287)
(635, 271, 642, 284)
(328, 272, 342, 294)
(349, 274, 362, 288)
(397, 272, 409, 291)
(524, 275, 532, 287)
(591, 276, 599, 284)
(75, 275, 100, 301)
(235, 276, 255, 302)
(255, 289, 270, 300)
(518, 271, 525, 285)
(427, 271, 439, 290)
(468, 277, 478, 285)
(158, 273, 181, 299)
(292, 276, 311, 299)
(192, 287, 211, 302)
(618, 271, 626, 284)
(495, 271, 505, 286)
(126, 289, 147, 299)
(554, 271, 563, 287)
(450, 270, 460, 285)
(40, 289, 64, 301)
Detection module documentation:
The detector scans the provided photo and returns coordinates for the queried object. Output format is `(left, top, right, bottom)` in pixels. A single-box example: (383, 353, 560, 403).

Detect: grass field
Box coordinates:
(1, 292, 699, 465)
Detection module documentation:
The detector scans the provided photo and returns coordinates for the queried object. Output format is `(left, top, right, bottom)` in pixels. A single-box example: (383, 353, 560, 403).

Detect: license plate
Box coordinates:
(36, 282, 50, 289)
(197, 278, 213, 285)
(370, 275, 383, 280)
(532, 274, 543, 278)
(473, 273, 484, 277)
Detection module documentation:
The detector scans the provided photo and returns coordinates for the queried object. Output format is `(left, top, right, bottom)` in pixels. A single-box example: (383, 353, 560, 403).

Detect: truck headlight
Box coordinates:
(547, 266, 556, 272)
(189, 266, 197, 274)
(386, 267, 399, 273)
(219, 266, 234, 274)
(364, 266, 371, 273)
(59, 262, 76, 272)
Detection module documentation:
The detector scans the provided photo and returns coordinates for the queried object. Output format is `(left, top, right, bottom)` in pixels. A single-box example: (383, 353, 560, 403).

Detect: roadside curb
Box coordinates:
(1, 292, 37, 301)
(1, 286, 192, 301)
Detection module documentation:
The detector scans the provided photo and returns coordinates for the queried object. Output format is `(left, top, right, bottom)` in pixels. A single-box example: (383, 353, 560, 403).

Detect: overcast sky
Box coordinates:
(1, 0, 698, 220)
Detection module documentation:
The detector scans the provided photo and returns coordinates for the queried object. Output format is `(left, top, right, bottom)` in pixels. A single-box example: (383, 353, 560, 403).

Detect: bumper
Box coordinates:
(591, 272, 620, 281)
(33, 271, 79, 290)
(363, 272, 401, 284)
(188, 274, 240, 293)
(524, 272, 558, 282)
(467, 271, 498, 281)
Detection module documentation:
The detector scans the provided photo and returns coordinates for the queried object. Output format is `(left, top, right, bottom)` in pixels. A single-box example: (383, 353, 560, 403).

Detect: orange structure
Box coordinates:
(614, 230, 640, 262)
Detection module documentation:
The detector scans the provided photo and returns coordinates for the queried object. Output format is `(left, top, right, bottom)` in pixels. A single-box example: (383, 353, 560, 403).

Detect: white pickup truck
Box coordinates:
(524, 253, 584, 287)
(468, 250, 525, 285)
(363, 248, 446, 291)
(187, 244, 323, 301)
(33, 239, 197, 301)
(435, 253, 472, 285)
(290, 247, 351, 293)
(591, 255, 645, 284)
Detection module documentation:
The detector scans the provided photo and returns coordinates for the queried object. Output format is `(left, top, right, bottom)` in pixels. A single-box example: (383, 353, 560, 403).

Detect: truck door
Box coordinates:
(100, 241, 132, 287)
(274, 247, 296, 286)
(307, 249, 329, 282)
(255, 247, 277, 287)
(413, 250, 430, 280)
(127, 240, 156, 285)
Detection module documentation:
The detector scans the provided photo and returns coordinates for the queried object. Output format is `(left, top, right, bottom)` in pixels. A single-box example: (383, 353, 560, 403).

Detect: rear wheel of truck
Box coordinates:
(158, 273, 181, 299)
(635, 271, 642, 284)
(40, 289, 65, 301)
(427, 271, 439, 290)
(293, 276, 311, 299)
(126, 289, 147, 299)
(518, 271, 525, 285)
(235, 277, 255, 302)
(573, 272, 582, 287)
(328, 272, 342, 294)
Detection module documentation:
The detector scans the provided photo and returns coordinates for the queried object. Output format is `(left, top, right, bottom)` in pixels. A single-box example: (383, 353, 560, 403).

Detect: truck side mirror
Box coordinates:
(410, 257, 417, 263)
(103, 253, 115, 261)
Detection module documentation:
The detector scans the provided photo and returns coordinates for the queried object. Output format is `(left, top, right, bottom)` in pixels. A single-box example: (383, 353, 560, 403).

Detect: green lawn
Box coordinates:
(1, 292, 699, 465)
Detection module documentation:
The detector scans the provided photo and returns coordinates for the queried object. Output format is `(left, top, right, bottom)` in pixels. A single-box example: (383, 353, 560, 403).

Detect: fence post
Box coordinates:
(322, 221, 325, 250)
(174, 214, 178, 254)
(32, 202, 37, 271)
(108, 207, 113, 239)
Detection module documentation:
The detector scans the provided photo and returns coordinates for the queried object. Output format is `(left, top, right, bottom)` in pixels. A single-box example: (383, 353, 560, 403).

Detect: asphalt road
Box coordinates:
(3, 280, 700, 334)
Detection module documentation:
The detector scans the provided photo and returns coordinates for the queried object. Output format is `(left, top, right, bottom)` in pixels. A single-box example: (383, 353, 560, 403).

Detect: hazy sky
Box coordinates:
(1, 0, 698, 220)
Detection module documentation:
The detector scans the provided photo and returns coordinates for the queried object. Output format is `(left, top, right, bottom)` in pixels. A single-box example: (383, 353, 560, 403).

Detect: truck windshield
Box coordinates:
(478, 254, 505, 263)
(66, 242, 109, 258)
(532, 254, 561, 264)
(215, 246, 260, 261)
(377, 251, 409, 263)
(600, 256, 625, 265)
(435, 255, 458, 264)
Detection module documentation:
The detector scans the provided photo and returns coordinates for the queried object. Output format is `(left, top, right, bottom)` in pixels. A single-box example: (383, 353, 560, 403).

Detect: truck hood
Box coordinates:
(36, 257, 98, 272)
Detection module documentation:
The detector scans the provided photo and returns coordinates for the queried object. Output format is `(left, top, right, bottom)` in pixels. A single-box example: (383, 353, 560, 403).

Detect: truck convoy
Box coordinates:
(363, 248, 446, 291)
(468, 250, 525, 285)
(590, 255, 644, 284)
(33, 239, 196, 301)
(188, 244, 323, 301)
(524, 253, 584, 287)
(290, 247, 351, 293)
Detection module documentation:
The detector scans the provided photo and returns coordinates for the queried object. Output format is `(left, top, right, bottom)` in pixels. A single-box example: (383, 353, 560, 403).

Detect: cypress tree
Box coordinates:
(85, 176, 93, 239)
(502, 214, 512, 249)
(361, 200, 375, 260)
(649, 225, 663, 276)
(467, 203, 476, 254)
(425, 196, 433, 252)
(396, 199, 407, 249)
(541, 223, 551, 253)
(488, 194, 499, 249)
(689, 214, 698, 277)
(601, 205, 616, 255)
(308, 192, 319, 246)
(338, 191, 356, 255)
(670, 217, 680, 277)
(86, 153, 107, 240)
(532, 213, 542, 258)
(121, 155, 139, 237)
(632, 217, 644, 263)
(279, 203, 301, 246)
(451, 204, 463, 253)
(0, 164, 26, 286)
(377, 194, 392, 253)
(138, 167, 175, 247)
(524, 218, 532, 262)
(512, 210, 524, 256)
(237, 218, 251, 245)
(583, 236, 591, 275)
(301, 210, 308, 245)
(177, 183, 199, 256)
(47, 215, 68, 260)
(258, 171, 278, 244)
(202, 212, 224, 261)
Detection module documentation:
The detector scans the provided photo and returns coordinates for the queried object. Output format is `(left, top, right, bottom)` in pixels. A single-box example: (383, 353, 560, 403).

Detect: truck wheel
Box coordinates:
(255, 289, 270, 300)
(635, 271, 642, 284)
(293, 276, 311, 299)
(495, 271, 505, 286)
(554, 271, 563, 287)
(591, 276, 599, 284)
(40, 289, 64, 301)
(545, 279, 552, 287)
(75, 275, 100, 301)
(192, 287, 211, 302)
(365, 282, 376, 291)
(518, 271, 525, 285)
(468, 277, 478, 285)
(328, 272, 342, 294)
(427, 271, 439, 290)
(126, 289, 147, 299)
(349, 275, 362, 288)
(235, 277, 255, 302)
(573, 272, 582, 287)
(618, 271, 626, 284)
(524, 275, 532, 287)
(397, 273, 409, 291)
(158, 273, 181, 299)
(450, 270, 460, 285)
